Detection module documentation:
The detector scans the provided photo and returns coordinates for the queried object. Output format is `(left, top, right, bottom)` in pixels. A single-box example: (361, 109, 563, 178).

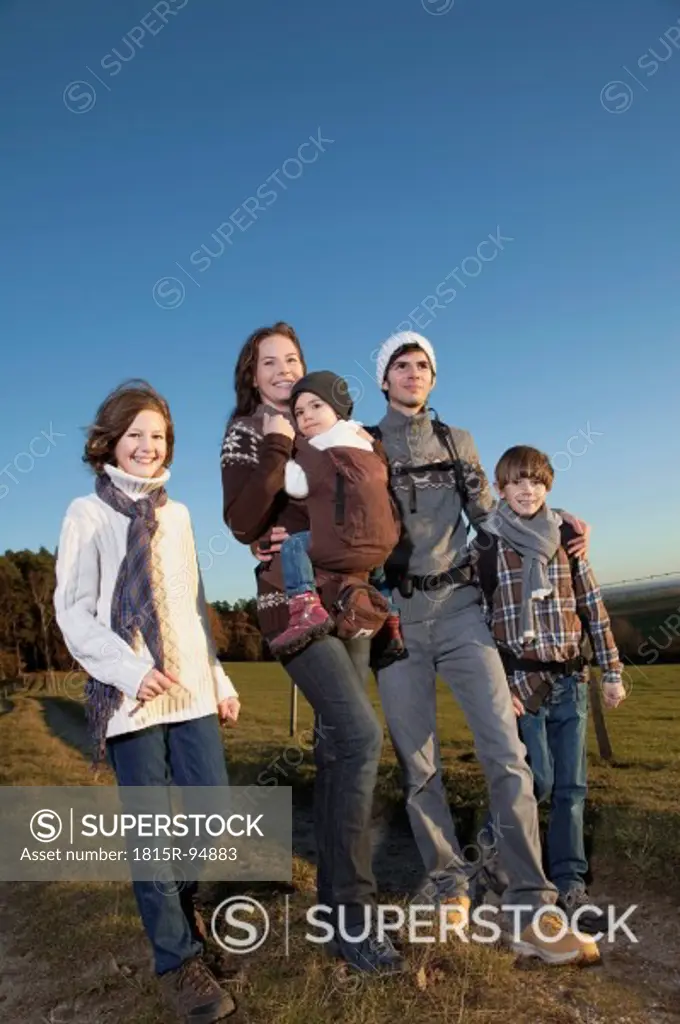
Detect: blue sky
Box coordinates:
(2, 0, 679, 602)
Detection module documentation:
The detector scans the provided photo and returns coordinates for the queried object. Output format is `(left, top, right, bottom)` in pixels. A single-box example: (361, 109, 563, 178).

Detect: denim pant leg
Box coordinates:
(108, 726, 203, 975)
(167, 714, 229, 787)
(305, 637, 371, 926)
(544, 677, 588, 894)
(518, 704, 555, 806)
(280, 530, 315, 597)
(283, 635, 382, 929)
(167, 715, 230, 933)
(311, 707, 335, 920)
(343, 637, 371, 685)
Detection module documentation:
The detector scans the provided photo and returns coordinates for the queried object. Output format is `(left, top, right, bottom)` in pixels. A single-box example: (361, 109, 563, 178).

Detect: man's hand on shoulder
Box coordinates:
(561, 511, 591, 559)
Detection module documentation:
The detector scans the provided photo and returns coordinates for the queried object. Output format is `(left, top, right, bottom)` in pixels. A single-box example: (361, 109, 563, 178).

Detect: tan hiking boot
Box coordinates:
(512, 910, 601, 965)
(441, 895, 471, 939)
(158, 956, 238, 1022)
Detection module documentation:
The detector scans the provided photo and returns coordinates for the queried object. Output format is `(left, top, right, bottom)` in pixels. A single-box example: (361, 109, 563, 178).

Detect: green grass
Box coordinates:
(219, 661, 680, 891)
(0, 665, 679, 1023)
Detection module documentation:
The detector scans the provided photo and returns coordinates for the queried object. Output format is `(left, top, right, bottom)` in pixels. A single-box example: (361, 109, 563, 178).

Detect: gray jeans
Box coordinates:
(377, 584, 557, 913)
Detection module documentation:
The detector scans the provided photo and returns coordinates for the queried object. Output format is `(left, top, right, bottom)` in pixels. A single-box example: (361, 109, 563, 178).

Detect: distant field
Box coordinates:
(0, 665, 679, 1023)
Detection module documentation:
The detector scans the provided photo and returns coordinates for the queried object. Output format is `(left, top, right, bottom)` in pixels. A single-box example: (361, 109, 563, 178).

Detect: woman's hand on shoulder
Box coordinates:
(262, 412, 295, 440)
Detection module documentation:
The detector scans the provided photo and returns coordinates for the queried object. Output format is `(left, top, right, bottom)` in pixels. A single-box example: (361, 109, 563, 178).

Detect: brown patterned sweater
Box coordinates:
(221, 406, 310, 641)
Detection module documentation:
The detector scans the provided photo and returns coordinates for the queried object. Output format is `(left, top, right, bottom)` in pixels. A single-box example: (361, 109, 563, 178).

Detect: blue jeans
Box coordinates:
(280, 530, 315, 596)
(282, 636, 381, 930)
(280, 530, 396, 613)
(518, 674, 588, 895)
(476, 675, 588, 899)
(107, 715, 229, 975)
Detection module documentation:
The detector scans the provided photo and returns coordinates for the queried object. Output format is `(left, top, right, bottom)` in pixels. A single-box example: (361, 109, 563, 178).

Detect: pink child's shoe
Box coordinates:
(269, 592, 333, 656)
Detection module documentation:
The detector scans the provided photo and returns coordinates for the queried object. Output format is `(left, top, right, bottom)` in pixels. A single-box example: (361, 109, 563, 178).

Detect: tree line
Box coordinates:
(0, 548, 676, 681)
(0, 548, 268, 680)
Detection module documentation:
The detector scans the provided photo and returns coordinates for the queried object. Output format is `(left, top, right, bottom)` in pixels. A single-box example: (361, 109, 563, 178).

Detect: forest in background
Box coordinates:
(0, 548, 267, 679)
(0, 547, 676, 679)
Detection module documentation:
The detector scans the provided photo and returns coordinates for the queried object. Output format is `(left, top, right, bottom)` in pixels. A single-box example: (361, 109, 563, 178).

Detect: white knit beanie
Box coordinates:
(375, 332, 437, 390)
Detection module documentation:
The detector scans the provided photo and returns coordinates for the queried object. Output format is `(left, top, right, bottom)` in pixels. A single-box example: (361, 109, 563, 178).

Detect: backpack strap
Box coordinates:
(366, 414, 469, 507)
(430, 413, 469, 507)
(474, 529, 499, 606)
(559, 520, 579, 571)
(559, 519, 592, 655)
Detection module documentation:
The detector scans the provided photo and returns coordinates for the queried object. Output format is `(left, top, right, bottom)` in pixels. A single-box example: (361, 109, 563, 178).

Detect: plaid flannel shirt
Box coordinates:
(474, 538, 622, 704)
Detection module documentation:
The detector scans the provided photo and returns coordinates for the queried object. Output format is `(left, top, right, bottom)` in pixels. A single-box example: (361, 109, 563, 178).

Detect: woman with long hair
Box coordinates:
(221, 322, 403, 975)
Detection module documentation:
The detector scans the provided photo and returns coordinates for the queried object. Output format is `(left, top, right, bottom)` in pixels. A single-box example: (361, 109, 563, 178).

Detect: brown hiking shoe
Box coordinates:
(269, 592, 332, 656)
(441, 895, 471, 940)
(512, 910, 601, 966)
(158, 956, 237, 1022)
(192, 905, 210, 943)
(192, 906, 246, 986)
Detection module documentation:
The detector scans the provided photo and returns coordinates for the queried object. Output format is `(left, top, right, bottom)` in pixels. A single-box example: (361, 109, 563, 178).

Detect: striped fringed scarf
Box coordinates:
(85, 471, 168, 765)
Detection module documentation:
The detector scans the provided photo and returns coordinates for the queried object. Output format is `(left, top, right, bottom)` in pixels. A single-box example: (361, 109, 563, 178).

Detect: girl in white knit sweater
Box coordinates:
(54, 380, 240, 1023)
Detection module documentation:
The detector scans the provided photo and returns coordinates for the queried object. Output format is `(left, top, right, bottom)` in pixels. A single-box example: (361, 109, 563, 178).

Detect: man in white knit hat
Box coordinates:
(370, 331, 599, 966)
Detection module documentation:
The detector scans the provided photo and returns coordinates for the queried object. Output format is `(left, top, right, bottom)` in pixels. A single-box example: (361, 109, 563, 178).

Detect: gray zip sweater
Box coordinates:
(376, 405, 494, 621)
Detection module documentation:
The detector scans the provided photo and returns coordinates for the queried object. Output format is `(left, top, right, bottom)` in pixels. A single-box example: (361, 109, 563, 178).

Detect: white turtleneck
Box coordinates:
(54, 464, 237, 739)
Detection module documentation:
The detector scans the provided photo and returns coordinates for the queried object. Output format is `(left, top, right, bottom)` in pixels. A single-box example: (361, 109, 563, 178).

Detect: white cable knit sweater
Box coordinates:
(54, 464, 237, 740)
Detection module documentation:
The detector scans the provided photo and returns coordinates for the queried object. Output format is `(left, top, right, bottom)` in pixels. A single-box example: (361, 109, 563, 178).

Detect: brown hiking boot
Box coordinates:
(511, 910, 601, 966)
(441, 895, 471, 940)
(269, 592, 333, 656)
(158, 956, 238, 1022)
(192, 905, 210, 943)
(192, 906, 246, 986)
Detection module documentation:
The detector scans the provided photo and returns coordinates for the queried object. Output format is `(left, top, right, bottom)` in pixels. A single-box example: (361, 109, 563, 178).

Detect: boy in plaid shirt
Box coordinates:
(473, 445, 626, 934)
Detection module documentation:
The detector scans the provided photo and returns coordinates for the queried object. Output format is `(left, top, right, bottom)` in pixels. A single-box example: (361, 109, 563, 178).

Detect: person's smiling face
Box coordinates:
(498, 475, 548, 517)
(255, 334, 305, 409)
(113, 410, 167, 478)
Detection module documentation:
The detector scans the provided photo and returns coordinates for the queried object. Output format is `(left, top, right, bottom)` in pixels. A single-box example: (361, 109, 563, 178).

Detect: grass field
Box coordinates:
(0, 663, 679, 1024)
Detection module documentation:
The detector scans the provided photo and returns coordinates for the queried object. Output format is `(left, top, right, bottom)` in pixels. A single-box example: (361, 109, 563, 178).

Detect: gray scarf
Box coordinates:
(484, 500, 562, 640)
